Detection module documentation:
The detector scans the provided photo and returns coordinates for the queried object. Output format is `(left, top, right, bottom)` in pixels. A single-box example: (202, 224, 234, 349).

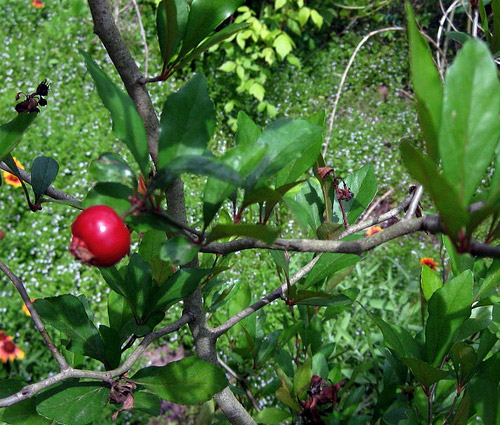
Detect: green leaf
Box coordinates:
(139, 230, 172, 284)
(30, 156, 59, 203)
(173, 22, 249, 73)
(295, 292, 353, 307)
(160, 236, 200, 266)
(332, 164, 377, 225)
(285, 179, 324, 234)
(107, 290, 134, 342)
(293, 357, 312, 396)
(476, 259, 500, 302)
(439, 39, 500, 206)
(235, 111, 261, 147)
(0, 380, 50, 425)
(406, 2, 443, 163)
(491, 0, 500, 54)
(207, 224, 279, 244)
(153, 155, 243, 190)
(134, 391, 162, 417)
(273, 33, 294, 59)
(151, 268, 211, 312)
(133, 356, 228, 405)
(99, 325, 121, 369)
(255, 330, 281, 366)
(83, 182, 134, 216)
(36, 382, 109, 425)
(179, 0, 243, 57)
(203, 144, 267, 226)
(401, 358, 449, 388)
(445, 31, 472, 45)
(303, 253, 360, 288)
(157, 0, 188, 64)
(0, 113, 37, 162)
(246, 119, 323, 190)
(158, 74, 215, 168)
(81, 51, 150, 176)
(254, 408, 292, 425)
(365, 309, 421, 360)
(88, 153, 136, 187)
(34, 295, 107, 364)
(400, 141, 468, 239)
(451, 392, 471, 425)
(450, 342, 477, 383)
(420, 265, 442, 301)
(425, 271, 473, 366)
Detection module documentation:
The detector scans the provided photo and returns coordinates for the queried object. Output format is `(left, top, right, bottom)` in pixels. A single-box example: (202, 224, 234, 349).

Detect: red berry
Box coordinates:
(70, 205, 130, 267)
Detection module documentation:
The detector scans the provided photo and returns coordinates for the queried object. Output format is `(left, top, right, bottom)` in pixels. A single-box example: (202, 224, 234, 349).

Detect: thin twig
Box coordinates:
(0, 314, 191, 407)
(359, 188, 394, 221)
(0, 260, 69, 370)
(404, 185, 423, 219)
(130, 0, 149, 77)
(217, 355, 261, 412)
(213, 256, 321, 337)
(323, 27, 404, 157)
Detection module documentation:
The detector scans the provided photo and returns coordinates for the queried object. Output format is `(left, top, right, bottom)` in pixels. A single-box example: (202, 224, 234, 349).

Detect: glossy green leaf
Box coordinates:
(425, 271, 473, 366)
(206, 224, 279, 244)
(401, 358, 449, 388)
(406, 2, 443, 163)
(36, 382, 109, 425)
(203, 144, 267, 226)
(420, 265, 442, 301)
(0, 380, 50, 425)
(153, 155, 243, 191)
(99, 325, 121, 369)
(30, 156, 59, 203)
(255, 330, 281, 366)
(451, 392, 471, 425)
(179, 0, 243, 56)
(285, 179, 324, 234)
(275, 111, 324, 187)
(293, 357, 312, 396)
(476, 259, 500, 302)
(0, 113, 37, 162)
(160, 236, 199, 266)
(332, 164, 377, 225)
(254, 408, 291, 425)
(134, 391, 162, 417)
(107, 290, 135, 342)
(151, 268, 211, 312)
(365, 309, 421, 360)
(443, 235, 474, 277)
(88, 153, 136, 187)
(439, 39, 500, 206)
(158, 74, 215, 168)
(173, 22, 249, 73)
(295, 291, 353, 307)
(34, 295, 107, 364)
(83, 182, 134, 216)
(139, 230, 172, 284)
(400, 140, 469, 239)
(450, 342, 477, 383)
(445, 31, 471, 45)
(81, 52, 149, 176)
(133, 356, 227, 405)
(303, 253, 360, 288)
(235, 111, 261, 147)
(245, 119, 323, 191)
(157, 0, 188, 64)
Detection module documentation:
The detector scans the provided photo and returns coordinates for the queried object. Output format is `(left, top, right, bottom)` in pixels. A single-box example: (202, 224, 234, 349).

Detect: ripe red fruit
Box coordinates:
(70, 205, 130, 267)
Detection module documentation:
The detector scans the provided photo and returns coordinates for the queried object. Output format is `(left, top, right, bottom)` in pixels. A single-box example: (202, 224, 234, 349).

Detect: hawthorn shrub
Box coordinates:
(0, 1, 500, 425)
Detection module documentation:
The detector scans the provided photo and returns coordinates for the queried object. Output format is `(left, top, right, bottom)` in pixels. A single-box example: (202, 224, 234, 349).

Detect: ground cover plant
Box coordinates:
(1, 1, 500, 424)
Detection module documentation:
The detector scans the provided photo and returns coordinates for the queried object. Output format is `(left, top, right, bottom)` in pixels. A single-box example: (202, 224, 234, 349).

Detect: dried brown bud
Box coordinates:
(317, 167, 334, 180)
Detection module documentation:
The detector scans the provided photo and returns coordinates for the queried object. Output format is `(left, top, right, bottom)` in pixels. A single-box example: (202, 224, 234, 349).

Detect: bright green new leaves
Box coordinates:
(420, 265, 442, 301)
(34, 295, 108, 367)
(132, 356, 228, 405)
(30, 156, 59, 204)
(439, 39, 500, 206)
(425, 271, 473, 367)
(81, 52, 150, 176)
(158, 74, 215, 169)
(0, 113, 37, 162)
(36, 382, 109, 425)
(406, 2, 442, 163)
(157, 0, 189, 64)
(179, 0, 244, 57)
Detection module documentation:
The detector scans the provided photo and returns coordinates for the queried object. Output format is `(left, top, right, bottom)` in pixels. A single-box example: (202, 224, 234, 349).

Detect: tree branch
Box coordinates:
(0, 314, 190, 408)
(0, 260, 69, 371)
(87, 0, 159, 165)
(0, 162, 81, 207)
